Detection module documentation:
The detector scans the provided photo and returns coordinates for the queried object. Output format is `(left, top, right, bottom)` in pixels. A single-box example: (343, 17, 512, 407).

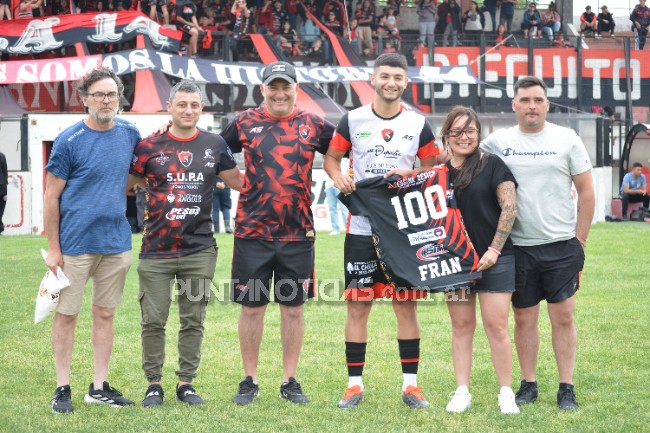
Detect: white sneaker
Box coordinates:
(498, 387, 520, 414)
(329, 231, 340, 236)
(446, 387, 471, 413)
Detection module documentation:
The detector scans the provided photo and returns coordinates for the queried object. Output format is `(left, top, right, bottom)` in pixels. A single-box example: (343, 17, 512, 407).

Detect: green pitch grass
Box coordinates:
(0, 222, 648, 433)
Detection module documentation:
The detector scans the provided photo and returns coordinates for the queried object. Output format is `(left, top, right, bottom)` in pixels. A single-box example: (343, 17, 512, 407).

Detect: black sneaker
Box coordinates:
(515, 380, 538, 406)
(557, 383, 579, 410)
(233, 376, 259, 405)
(84, 381, 135, 407)
(279, 377, 310, 404)
(142, 384, 164, 408)
(176, 383, 204, 406)
(52, 385, 74, 414)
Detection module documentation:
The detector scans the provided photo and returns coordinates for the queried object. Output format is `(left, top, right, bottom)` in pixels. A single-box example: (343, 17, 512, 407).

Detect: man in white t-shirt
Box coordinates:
(481, 76, 595, 411)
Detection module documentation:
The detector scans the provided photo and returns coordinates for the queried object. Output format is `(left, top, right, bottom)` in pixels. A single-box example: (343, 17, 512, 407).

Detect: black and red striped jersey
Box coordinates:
(221, 106, 335, 241)
(130, 129, 237, 259)
(330, 104, 439, 236)
(339, 166, 481, 292)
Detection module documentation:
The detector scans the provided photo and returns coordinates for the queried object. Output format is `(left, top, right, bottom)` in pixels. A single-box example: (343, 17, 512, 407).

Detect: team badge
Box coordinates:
(302, 279, 311, 294)
(178, 151, 193, 167)
(299, 124, 311, 139)
(381, 129, 394, 142)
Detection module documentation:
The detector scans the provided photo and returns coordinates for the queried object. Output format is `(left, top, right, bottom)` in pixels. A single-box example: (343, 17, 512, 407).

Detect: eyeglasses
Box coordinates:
(446, 128, 479, 138)
(88, 91, 119, 102)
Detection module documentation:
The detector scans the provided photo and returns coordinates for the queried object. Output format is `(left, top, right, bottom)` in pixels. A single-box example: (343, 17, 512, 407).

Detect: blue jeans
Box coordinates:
(212, 187, 232, 231)
(325, 186, 349, 232)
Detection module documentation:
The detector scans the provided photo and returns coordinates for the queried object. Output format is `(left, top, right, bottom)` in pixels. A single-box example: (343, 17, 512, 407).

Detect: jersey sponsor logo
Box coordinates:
(501, 148, 558, 158)
(166, 172, 205, 182)
(165, 206, 200, 220)
(365, 162, 397, 175)
(178, 150, 193, 167)
(368, 145, 401, 159)
(156, 152, 170, 166)
(299, 124, 311, 139)
(204, 149, 215, 160)
(381, 129, 394, 142)
(176, 194, 202, 203)
(402, 135, 414, 140)
(249, 126, 264, 134)
(353, 131, 372, 140)
(205, 162, 215, 167)
(418, 257, 462, 281)
(346, 261, 378, 275)
(167, 193, 175, 203)
(416, 243, 449, 261)
(407, 227, 446, 246)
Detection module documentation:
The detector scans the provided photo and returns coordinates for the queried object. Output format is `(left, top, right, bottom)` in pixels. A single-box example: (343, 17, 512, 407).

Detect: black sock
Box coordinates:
(345, 341, 367, 377)
(398, 338, 420, 374)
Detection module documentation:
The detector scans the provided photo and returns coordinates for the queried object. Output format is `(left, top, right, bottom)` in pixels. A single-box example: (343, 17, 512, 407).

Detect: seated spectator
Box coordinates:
(0, 0, 11, 19)
(596, 5, 615, 38)
(521, 2, 541, 38)
(541, 2, 561, 43)
(177, 0, 205, 58)
(150, 0, 171, 25)
(462, 1, 484, 45)
(304, 37, 325, 59)
(200, 8, 216, 26)
(494, 23, 511, 47)
(279, 20, 299, 55)
(344, 18, 360, 53)
(301, 16, 321, 44)
(382, 39, 396, 53)
(384, 7, 399, 36)
(324, 10, 343, 36)
(579, 5, 597, 35)
(384, 0, 402, 19)
(620, 162, 649, 219)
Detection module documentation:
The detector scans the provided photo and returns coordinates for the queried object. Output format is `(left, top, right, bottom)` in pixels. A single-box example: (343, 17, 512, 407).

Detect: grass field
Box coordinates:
(0, 222, 649, 433)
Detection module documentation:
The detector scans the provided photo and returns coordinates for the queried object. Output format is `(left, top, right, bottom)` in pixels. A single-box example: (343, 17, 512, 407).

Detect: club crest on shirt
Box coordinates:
(178, 151, 193, 167)
(381, 129, 394, 142)
(299, 124, 311, 139)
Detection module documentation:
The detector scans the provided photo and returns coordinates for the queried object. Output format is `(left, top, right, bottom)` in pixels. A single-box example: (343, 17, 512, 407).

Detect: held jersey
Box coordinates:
(339, 166, 481, 292)
(330, 104, 439, 236)
(130, 129, 237, 259)
(221, 106, 335, 241)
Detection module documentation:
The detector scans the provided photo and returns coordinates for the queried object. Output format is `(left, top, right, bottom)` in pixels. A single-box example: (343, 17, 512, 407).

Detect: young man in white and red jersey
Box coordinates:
(221, 61, 336, 405)
(128, 80, 243, 408)
(324, 53, 439, 409)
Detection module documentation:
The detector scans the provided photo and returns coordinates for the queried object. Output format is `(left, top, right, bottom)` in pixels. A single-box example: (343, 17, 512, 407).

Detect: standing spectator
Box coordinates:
(258, 0, 274, 33)
(0, 0, 11, 20)
(541, 2, 561, 43)
(221, 62, 335, 406)
(579, 5, 597, 36)
(0, 151, 6, 235)
(481, 76, 595, 411)
(443, 0, 461, 47)
(129, 81, 242, 408)
(520, 2, 541, 39)
(596, 5, 615, 38)
(324, 10, 343, 35)
(285, 0, 298, 29)
(230, 0, 251, 61)
(482, 0, 499, 32)
(345, 18, 360, 52)
(499, 0, 516, 34)
(356, 0, 376, 55)
(150, 0, 171, 26)
(270, 0, 288, 34)
(301, 16, 321, 44)
(417, 0, 437, 47)
(620, 162, 649, 219)
(176, 0, 205, 58)
(44, 65, 141, 414)
(213, 176, 234, 233)
(324, 53, 439, 410)
(463, 1, 484, 45)
(630, 0, 650, 50)
(440, 106, 519, 415)
(322, 0, 342, 22)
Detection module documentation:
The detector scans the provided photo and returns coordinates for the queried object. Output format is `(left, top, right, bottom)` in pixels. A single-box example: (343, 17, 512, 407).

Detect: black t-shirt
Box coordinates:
(340, 167, 481, 292)
(130, 129, 237, 259)
(446, 153, 517, 257)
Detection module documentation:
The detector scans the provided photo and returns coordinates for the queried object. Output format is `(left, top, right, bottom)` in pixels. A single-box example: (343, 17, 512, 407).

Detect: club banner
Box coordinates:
(0, 49, 480, 85)
(0, 12, 182, 55)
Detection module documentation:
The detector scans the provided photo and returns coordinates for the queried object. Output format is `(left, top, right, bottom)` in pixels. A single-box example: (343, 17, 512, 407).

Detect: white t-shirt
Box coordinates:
(481, 121, 592, 246)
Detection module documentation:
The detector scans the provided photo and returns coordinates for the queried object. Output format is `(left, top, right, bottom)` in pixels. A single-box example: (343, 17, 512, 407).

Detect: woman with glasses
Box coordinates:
(521, 2, 541, 39)
(440, 106, 520, 415)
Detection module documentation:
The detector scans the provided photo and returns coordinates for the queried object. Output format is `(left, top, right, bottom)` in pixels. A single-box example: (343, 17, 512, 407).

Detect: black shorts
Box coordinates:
(231, 238, 315, 307)
(471, 254, 515, 293)
(512, 238, 584, 308)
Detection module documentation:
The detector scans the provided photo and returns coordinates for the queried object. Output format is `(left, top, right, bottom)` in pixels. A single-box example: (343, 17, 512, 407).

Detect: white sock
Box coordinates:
(456, 385, 469, 395)
(348, 376, 363, 391)
(500, 386, 514, 395)
(402, 373, 417, 391)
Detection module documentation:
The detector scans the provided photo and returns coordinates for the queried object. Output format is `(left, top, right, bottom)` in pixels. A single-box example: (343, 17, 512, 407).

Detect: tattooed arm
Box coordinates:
(477, 179, 517, 271)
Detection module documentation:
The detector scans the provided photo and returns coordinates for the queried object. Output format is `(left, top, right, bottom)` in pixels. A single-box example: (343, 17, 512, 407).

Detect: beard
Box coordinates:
(88, 104, 118, 124)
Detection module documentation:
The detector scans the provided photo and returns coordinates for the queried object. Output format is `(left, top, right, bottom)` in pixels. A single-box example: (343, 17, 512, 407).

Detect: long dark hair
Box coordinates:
(440, 105, 487, 196)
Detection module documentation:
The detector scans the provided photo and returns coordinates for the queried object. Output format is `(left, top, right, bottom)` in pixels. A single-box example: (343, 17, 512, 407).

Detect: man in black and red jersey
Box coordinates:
(221, 61, 335, 405)
(324, 53, 440, 409)
(128, 80, 243, 408)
